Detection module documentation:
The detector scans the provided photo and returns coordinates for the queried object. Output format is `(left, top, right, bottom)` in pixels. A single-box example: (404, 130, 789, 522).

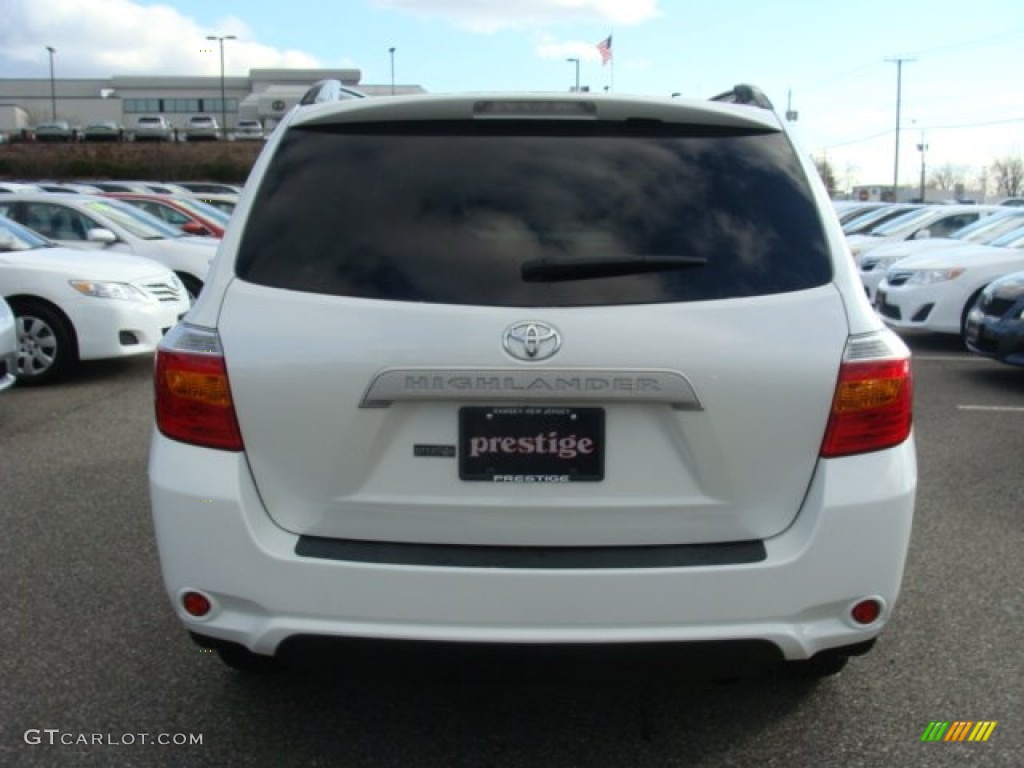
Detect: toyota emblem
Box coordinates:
(503, 322, 561, 362)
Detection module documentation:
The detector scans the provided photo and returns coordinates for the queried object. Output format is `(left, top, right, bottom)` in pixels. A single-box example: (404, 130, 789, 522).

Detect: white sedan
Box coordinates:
(859, 209, 1024, 300)
(0, 296, 15, 391)
(875, 225, 1024, 339)
(0, 193, 218, 299)
(0, 215, 190, 384)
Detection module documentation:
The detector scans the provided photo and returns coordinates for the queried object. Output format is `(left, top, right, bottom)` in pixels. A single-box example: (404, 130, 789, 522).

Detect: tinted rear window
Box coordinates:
(236, 120, 831, 306)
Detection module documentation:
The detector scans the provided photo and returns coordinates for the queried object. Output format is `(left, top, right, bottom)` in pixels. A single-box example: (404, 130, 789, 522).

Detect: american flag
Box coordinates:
(596, 35, 612, 65)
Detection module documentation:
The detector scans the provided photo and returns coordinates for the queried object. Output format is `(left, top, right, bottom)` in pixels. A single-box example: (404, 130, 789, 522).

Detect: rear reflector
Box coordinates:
(155, 325, 243, 451)
(820, 335, 912, 458)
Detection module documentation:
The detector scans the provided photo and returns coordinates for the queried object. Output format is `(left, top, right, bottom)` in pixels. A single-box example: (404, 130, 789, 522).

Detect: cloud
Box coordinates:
(374, 0, 660, 33)
(0, 0, 321, 77)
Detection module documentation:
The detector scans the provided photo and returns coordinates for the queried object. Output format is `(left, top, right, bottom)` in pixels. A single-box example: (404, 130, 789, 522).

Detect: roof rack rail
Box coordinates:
(709, 84, 774, 110)
(298, 79, 368, 106)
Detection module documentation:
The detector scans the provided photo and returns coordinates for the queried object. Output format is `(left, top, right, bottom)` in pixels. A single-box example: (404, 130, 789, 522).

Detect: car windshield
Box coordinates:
(870, 208, 939, 236)
(174, 197, 231, 224)
(0, 214, 54, 250)
(988, 226, 1024, 249)
(82, 198, 182, 240)
(952, 211, 1024, 243)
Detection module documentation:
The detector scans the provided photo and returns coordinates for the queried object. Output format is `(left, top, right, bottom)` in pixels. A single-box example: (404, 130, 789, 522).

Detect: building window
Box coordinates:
(124, 98, 161, 114)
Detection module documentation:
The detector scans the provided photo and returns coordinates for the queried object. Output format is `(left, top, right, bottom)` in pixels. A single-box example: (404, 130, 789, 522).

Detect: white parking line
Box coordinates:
(957, 406, 1024, 413)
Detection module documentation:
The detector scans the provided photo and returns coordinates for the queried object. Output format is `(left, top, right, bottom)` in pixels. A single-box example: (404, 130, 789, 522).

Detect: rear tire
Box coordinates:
(782, 654, 849, 680)
(11, 300, 77, 385)
(216, 644, 279, 673)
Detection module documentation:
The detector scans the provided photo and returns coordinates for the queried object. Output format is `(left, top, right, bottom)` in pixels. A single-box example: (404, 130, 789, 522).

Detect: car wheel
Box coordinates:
(960, 286, 987, 341)
(216, 643, 279, 673)
(176, 273, 204, 303)
(12, 301, 77, 385)
(781, 654, 849, 680)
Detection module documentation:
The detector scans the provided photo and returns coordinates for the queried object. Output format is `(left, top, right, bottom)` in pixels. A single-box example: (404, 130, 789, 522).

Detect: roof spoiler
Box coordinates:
(709, 84, 774, 110)
(298, 79, 368, 106)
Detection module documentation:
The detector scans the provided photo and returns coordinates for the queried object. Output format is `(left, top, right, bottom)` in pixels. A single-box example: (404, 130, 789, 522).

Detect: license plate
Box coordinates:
(459, 406, 604, 483)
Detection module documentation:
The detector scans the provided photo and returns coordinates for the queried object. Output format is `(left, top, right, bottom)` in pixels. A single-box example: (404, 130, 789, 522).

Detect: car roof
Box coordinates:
(286, 91, 784, 132)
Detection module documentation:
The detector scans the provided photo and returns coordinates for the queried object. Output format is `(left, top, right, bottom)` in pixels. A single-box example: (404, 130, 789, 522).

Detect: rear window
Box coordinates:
(236, 120, 831, 306)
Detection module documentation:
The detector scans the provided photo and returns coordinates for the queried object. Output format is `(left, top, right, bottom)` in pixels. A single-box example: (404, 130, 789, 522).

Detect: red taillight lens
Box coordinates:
(182, 591, 212, 617)
(155, 346, 243, 452)
(821, 358, 912, 458)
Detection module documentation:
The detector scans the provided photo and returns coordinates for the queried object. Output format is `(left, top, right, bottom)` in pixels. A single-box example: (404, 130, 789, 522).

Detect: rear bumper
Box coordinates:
(149, 433, 916, 659)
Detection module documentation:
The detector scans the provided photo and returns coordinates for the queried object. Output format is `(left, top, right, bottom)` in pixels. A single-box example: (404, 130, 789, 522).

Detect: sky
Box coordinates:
(2, 0, 1022, 191)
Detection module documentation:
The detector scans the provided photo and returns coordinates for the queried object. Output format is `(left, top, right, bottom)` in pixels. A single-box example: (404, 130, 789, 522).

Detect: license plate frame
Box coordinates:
(459, 406, 605, 483)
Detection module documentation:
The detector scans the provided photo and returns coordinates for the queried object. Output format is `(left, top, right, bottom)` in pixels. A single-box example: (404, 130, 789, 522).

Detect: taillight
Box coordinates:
(155, 325, 243, 451)
(820, 334, 912, 458)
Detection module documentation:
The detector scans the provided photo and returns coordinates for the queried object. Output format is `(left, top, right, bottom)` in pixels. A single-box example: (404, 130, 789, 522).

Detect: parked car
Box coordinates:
(105, 192, 229, 237)
(0, 193, 219, 299)
(173, 182, 242, 196)
(859, 208, 1024, 300)
(233, 119, 264, 140)
(180, 192, 237, 215)
(0, 295, 15, 391)
(875, 225, 1024, 339)
(34, 121, 74, 142)
(0, 182, 44, 194)
(133, 115, 174, 142)
(0, 214, 189, 384)
(150, 88, 916, 676)
(847, 204, 999, 265)
(833, 201, 889, 226)
(82, 121, 123, 142)
(842, 204, 921, 236)
(185, 115, 220, 141)
(964, 270, 1024, 366)
(31, 182, 105, 194)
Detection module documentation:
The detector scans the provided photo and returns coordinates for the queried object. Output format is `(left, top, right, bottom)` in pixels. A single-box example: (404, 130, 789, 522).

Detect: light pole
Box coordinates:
(45, 46, 56, 121)
(917, 130, 928, 203)
(206, 34, 236, 139)
(566, 58, 580, 93)
(389, 47, 396, 95)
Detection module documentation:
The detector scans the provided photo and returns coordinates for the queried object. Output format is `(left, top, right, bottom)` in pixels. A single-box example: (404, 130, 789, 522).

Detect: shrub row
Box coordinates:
(0, 142, 264, 183)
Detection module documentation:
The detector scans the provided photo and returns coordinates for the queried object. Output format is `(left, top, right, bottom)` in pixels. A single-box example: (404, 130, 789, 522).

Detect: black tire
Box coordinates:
(176, 273, 203, 303)
(960, 286, 987, 341)
(782, 654, 849, 680)
(11, 300, 77, 385)
(216, 643, 280, 673)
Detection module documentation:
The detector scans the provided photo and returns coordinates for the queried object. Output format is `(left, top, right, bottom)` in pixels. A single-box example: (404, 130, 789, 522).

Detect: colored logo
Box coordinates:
(921, 721, 997, 742)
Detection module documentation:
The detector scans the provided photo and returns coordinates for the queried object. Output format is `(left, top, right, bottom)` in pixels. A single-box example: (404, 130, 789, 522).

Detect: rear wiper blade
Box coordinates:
(521, 254, 707, 282)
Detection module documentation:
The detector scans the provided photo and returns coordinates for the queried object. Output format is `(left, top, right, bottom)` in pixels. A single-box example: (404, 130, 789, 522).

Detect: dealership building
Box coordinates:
(0, 68, 425, 135)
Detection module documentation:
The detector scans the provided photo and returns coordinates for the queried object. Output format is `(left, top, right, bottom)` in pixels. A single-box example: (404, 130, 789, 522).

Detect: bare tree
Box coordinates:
(814, 156, 837, 196)
(929, 163, 963, 191)
(992, 156, 1024, 197)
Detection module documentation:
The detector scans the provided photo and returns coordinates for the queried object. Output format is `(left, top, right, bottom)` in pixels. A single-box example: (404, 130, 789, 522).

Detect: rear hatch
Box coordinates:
(218, 97, 845, 547)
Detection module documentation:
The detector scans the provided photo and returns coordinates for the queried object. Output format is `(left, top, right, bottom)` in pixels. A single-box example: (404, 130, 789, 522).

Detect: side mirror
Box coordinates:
(913, 228, 931, 240)
(86, 228, 118, 244)
(0, 232, 17, 251)
(181, 222, 211, 236)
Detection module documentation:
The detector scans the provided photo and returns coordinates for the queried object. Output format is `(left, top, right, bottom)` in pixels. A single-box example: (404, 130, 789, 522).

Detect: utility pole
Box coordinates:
(885, 57, 914, 200)
(388, 47, 396, 95)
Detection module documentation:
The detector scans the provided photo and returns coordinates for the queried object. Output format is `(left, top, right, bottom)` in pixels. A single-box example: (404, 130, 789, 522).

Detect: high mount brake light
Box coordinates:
(155, 325, 243, 451)
(820, 335, 912, 458)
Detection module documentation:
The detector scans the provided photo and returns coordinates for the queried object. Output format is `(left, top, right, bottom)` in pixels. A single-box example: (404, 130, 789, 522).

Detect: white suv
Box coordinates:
(133, 115, 173, 142)
(150, 86, 917, 675)
(184, 115, 220, 141)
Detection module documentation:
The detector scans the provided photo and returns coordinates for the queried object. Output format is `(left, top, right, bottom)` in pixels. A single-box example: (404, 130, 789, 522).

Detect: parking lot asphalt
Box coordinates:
(1, 334, 1021, 768)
